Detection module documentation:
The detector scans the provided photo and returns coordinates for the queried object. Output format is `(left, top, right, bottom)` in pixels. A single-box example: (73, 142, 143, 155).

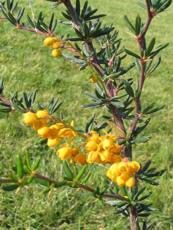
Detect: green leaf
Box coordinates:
(143, 103, 164, 114)
(124, 15, 135, 33)
(133, 135, 151, 144)
(150, 43, 169, 58)
(123, 80, 134, 97)
(134, 118, 150, 136)
(16, 155, 24, 178)
(85, 114, 95, 132)
(2, 184, 19, 191)
(141, 160, 152, 173)
(75, 165, 88, 182)
(48, 98, 62, 114)
(33, 178, 50, 187)
(0, 103, 12, 113)
(125, 49, 140, 59)
(31, 157, 41, 171)
(146, 38, 156, 56)
(83, 102, 103, 108)
(110, 101, 124, 109)
(24, 153, 32, 173)
(81, 171, 91, 183)
(135, 15, 142, 35)
(76, 0, 81, 16)
(63, 161, 74, 180)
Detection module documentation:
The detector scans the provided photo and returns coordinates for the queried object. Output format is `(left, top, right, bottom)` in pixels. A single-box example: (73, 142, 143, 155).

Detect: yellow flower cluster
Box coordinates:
(23, 112, 140, 187)
(43, 36, 64, 58)
(85, 131, 122, 164)
(23, 110, 77, 148)
(106, 160, 140, 188)
(23, 110, 50, 130)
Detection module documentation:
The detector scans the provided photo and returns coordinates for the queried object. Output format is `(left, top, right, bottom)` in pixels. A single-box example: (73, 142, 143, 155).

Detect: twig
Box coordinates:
(78, 183, 127, 201)
(128, 1, 155, 229)
(16, 24, 50, 36)
(0, 95, 12, 107)
(0, 173, 128, 202)
(128, 0, 154, 140)
(0, 178, 14, 183)
(34, 173, 127, 201)
(62, 0, 126, 137)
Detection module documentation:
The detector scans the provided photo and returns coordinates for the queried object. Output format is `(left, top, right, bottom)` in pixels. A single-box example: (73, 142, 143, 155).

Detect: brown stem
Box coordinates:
(124, 144, 132, 160)
(0, 95, 12, 107)
(129, 207, 137, 230)
(62, 0, 126, 137)
(0, 173, 128, 202)
(86, 41, 105, 76)
(78, 183, 127, 201)
(34, 173, 58, 184)
(0, 178, 14, 183)
(111, 107, 126, 136)
(16, 24, 50, 36)
(34, 173, 127, 201)
(128, 0, 154, 139)
(127, 1, 155, 229)
(137, 0, 153, 50)
(128, 60, 144, 138)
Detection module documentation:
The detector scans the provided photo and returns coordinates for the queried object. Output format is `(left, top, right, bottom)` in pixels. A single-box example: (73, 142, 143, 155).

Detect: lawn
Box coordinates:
(0, 0, 173, 229)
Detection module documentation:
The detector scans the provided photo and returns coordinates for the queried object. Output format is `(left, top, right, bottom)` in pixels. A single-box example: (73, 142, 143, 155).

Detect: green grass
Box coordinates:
(0, 0, 173, 229)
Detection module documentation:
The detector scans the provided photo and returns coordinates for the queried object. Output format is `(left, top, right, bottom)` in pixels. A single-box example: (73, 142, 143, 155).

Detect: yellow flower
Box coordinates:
(58, 128, 76, 138)
(57, 146, 77, 160)
(47, 138, 59, 148)
(54, 123, 65, 130)
(125, 177, 136, 188)
(116, 176, 125, 187)
(52, 40, 64, 49)
(101, 138, 114, 150)
(36, 110, 49, 119)
(85, 141, 98, 152)
(118, 162, 127, 173)
(120, 172, 130, 181)
(74, 154, 86, 165)
(110, 144, 122, 155)
(106, 170, 115, 182)
(32, 120, 45, 131)
(37, 126, 50, 138)
(48, 123, 64, 139)
(23, 112, 37, 126)
(43, 37, 57, 47)
(87, 131, 100, 143)
(106, 164, 121, 181)
(52, 49, 62, 58)
(99, 150, 112, 163)
(129, 161, 141, 173)
(111, 155, 122, 163)
(87, 151, 100, 164)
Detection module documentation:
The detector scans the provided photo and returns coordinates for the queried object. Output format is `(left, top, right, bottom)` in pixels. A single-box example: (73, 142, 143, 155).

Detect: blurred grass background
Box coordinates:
(0, 0, 173, 229)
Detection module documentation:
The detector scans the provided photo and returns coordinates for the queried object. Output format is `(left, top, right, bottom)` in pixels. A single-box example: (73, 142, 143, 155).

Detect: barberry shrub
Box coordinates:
(0, 0, 172, 229)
